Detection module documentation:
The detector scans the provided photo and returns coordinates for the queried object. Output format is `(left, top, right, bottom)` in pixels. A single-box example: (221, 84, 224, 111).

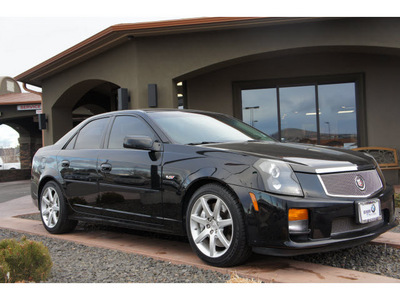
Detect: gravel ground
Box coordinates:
(294, 243, 400, 278)
(1, 208, 399, 283)
(0, 227, 230, 283)
(293, 208, 400, 278)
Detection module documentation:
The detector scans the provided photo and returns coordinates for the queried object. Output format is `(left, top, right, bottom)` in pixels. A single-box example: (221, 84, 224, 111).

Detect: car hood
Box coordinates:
(205, 141, 376, 174)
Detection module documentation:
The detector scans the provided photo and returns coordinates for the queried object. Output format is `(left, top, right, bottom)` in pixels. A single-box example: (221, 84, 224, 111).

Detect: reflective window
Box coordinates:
(240, 80, 359, 148)
(318, 83, 357, 148)
(279, 85, 317, 143)
(75, 118, 109, 149)
(108, 116, 155, 149)
(242, 88, 278, 138)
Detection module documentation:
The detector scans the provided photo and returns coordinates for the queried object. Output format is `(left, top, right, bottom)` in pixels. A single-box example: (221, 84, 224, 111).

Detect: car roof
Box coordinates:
(98, 108, 222, 116)
(85, 108, 229, 123)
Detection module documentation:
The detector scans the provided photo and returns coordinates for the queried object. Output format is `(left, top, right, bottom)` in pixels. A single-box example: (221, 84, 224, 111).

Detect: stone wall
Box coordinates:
(19, 136, 42, 169)
(0, 169, 30, 182)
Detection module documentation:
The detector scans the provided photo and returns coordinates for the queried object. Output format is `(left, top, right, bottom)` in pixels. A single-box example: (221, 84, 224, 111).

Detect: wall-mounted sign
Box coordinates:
(17, 104, 42, 111)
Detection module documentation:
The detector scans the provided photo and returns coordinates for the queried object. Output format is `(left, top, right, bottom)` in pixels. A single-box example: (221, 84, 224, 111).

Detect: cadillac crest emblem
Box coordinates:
(355, 175, 366, 191)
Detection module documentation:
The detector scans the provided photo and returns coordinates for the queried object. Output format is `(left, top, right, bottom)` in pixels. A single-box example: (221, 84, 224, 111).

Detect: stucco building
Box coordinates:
(14, 17, 400, 183)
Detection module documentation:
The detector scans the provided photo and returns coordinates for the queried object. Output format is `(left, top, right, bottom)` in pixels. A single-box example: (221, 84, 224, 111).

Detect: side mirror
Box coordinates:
(123, 135, 162, 151)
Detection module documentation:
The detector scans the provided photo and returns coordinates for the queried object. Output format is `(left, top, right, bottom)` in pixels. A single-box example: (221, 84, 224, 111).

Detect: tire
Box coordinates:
(186, 184, 252, 267)
(40, 181, 78, 234)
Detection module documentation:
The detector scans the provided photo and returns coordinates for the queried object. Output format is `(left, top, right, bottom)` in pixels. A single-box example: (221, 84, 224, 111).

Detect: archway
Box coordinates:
(51, 80, 120, 142)
(0, 124, 20, 168)
(0, 119, 42, 183)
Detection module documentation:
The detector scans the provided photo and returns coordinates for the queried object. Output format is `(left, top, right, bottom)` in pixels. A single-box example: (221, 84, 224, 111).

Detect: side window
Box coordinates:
(108, 116, 155, 149)
(75, 118, 109, 149)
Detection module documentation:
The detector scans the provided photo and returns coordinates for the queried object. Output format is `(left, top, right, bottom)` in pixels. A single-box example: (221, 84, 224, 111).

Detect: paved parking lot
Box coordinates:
(0, 180, 31, 203)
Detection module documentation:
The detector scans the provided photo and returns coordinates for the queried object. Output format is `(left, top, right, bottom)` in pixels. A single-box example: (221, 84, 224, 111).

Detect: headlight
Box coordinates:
(254, 159, 303, 196)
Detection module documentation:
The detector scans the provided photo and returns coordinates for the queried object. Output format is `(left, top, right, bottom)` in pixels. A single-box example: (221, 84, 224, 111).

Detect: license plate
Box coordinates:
(356, 199, 382, 224)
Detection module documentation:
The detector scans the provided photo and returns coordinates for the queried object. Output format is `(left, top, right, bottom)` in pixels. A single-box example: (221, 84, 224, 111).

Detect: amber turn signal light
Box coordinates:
(249, 192, 259, 212)
(288, 208, 308, 221)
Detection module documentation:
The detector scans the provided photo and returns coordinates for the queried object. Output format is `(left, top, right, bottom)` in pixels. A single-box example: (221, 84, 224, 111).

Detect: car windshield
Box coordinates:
(148, 111, 274, 145)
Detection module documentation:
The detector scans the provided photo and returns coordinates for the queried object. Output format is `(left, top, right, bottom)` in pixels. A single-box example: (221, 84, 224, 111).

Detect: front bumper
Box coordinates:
(230, 183, 398, 256)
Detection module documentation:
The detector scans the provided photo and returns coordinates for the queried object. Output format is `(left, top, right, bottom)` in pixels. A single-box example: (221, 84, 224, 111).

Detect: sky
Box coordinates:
(0, 0, 393, 148)
(1, 0, 391, 78)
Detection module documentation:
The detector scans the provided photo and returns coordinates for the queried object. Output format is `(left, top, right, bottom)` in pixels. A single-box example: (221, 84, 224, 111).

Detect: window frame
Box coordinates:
(105, 114, 158, 149)
(63, 117, 111, 150)
(232, 73, 367, 147)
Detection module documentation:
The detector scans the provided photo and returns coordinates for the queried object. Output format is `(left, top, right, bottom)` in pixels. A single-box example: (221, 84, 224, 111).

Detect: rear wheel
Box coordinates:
(186, 184, 251, 267)
(40, 181, 77, 234)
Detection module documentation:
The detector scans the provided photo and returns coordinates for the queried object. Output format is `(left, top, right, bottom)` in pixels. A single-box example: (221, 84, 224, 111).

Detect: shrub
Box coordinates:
(395, 194, 400, 208)
(0, 236, 52, 283)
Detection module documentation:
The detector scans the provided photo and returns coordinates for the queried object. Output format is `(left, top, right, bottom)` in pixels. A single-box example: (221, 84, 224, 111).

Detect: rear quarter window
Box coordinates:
(74, 118, 109, 149)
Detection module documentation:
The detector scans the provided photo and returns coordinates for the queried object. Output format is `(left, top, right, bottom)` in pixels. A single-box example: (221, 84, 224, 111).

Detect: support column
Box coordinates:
(18, 136, 32, 169)
(51, 106, 73, 144)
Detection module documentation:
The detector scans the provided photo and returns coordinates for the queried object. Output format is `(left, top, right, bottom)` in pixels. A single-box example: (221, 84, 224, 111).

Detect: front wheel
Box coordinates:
(186, 184, 251, 267)
(40, 181, 77, 234)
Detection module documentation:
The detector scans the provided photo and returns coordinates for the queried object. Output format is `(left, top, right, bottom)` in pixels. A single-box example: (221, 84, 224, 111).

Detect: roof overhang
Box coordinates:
(0, 93, 42, 106)
(15, 17, 333, 87)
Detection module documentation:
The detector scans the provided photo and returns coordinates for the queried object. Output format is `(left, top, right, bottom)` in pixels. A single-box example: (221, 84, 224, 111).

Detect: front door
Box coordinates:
(97, 115, 163, 225)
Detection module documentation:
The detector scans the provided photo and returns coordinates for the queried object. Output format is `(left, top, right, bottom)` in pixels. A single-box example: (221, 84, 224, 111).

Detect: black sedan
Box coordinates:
(31, 109, 397, 267)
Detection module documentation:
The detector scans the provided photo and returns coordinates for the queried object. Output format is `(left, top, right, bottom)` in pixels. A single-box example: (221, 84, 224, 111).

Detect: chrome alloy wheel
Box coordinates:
(189, 194, 234, 258)
(40, 186, 60, 228)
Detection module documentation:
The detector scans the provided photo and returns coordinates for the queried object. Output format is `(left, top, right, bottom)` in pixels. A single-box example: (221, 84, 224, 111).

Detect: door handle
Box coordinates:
(100, 163, 112, 173)
(61, 160, 70, 168)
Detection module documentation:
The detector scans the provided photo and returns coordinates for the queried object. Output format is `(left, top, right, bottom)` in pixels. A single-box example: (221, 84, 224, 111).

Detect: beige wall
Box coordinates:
(187, 52, 400, 149)
(39, 18, 400, 145)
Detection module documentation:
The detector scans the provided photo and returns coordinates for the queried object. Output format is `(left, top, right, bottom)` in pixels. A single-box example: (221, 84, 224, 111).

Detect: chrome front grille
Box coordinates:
(318, 169, 383, 198)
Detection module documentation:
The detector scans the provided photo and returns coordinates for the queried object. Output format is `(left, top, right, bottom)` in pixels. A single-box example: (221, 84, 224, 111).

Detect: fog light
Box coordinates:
(288, 209, 309, 234)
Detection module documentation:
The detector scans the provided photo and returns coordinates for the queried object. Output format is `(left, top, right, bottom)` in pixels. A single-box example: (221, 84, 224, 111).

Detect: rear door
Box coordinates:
(97, 114, 163, 225)
(58, 117, 110, 215)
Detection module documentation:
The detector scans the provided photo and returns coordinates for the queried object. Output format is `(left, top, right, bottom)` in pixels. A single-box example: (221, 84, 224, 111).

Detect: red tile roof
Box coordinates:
(0, 93, 42, 106)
